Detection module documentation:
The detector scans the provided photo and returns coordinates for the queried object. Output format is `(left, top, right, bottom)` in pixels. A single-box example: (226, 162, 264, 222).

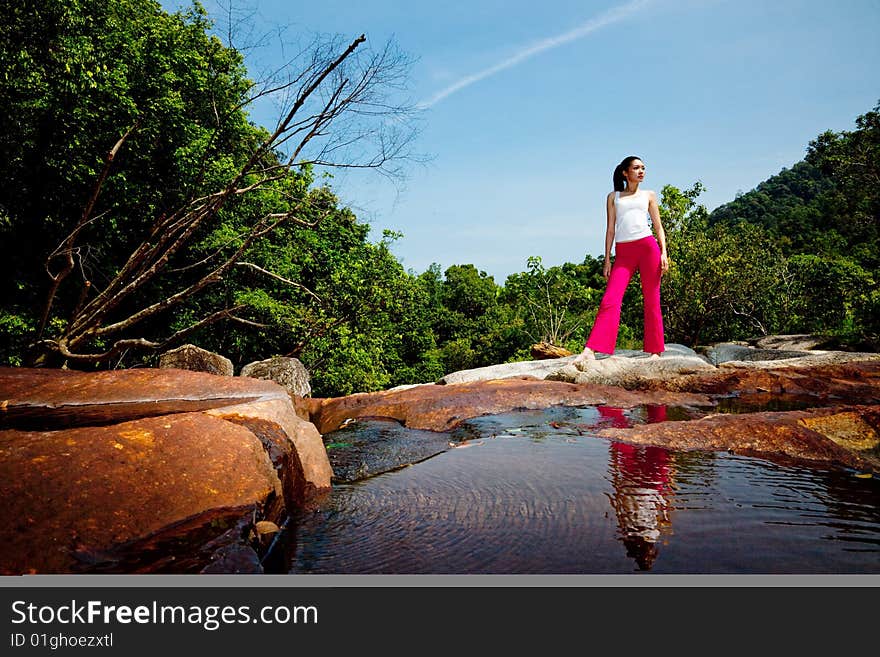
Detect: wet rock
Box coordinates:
(531, 342, 573, 359)
(159, 344, 233, 376)
(596, 404, 880, 472)
(0, 412, 280, 574)
(324, 417, 453, 482)
(307, 378, 714, 434)
(241, 356, 311, 397)
(200, 545, 264, 574)
(800, 410, 880, 458)
(255, 520, 281, 537)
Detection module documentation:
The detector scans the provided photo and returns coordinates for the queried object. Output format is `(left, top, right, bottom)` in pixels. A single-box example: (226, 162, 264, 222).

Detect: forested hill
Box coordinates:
(708, 102, 880, 271)
(708, 160, 834, 251)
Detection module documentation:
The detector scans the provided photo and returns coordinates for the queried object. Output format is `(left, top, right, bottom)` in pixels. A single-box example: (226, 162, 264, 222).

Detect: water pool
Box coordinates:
(284, 406, 880, 574)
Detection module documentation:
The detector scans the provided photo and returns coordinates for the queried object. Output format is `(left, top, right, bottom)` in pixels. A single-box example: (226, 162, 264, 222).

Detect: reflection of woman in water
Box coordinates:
(599, 405, 674, 571)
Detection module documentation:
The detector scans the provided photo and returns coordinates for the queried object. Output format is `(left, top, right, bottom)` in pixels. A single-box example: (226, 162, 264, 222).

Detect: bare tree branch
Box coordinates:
(35, 123, 137, 341)
(31, 29, 422, 366)
(235, 262, 322, 302)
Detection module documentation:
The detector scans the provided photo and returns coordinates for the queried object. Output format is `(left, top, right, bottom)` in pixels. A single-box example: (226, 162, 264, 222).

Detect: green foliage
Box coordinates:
(661, 195, 786, 345)
(780, 254, 875, 335)
(501, 256, 597, 346)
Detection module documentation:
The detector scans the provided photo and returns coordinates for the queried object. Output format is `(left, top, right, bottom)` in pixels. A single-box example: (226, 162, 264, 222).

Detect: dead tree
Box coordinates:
(30, 33, 419, 366)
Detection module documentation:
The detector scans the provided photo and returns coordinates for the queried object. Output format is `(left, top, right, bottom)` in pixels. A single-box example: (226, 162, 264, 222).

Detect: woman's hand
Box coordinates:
(603, 257, 612, 280)
(660, 253, 669, 275)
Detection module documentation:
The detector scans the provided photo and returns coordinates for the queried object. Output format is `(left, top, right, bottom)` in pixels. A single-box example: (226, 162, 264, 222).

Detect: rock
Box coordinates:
(241, 356, 311, 397)
(652, 359, 880, 403)
(0, 412, 280, 574)
(306, 378, 714, 434)
(438, 360, 567, 385)
(748, 334, 838, 351)
(159, 344, 233, 376)
(700, 339, 880, 367)
(717, 351, 880, 369)
(547, 352, 716, 388)
(615, 344, 705, 359)
(799, 410, 880, 457)
(702, 342, 811, 365)
(324, 417, 453, 482)
(255, 520, 281, 536)
(1, 366, 283, 429)
(596, 404, 880, 472)
(386, 383, 434, 392)
(438, 344, 705, 385)
(0, 366, 332, 574)
(200, 545, 264, 574)
(206, 398, 333, 503)
(530, 342, 573, 359)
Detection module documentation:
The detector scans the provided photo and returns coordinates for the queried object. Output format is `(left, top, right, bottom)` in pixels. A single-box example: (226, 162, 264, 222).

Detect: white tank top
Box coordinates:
(614, 190, 653, 243)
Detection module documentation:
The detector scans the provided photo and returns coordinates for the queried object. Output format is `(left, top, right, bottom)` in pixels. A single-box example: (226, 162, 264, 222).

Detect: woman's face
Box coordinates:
(624, 159, 646, 184)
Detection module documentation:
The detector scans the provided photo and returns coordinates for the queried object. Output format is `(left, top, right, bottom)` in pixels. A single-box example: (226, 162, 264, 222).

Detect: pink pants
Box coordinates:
(586, 235, 665, 355)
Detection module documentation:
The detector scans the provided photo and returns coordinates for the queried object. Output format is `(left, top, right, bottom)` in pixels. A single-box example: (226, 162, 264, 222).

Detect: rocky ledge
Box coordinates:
(0, 367, 331, 574)
(305, 342, 880, 479)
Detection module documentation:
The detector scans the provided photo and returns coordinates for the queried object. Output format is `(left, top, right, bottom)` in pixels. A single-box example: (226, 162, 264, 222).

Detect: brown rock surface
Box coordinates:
(206, 398, 333, 502)
(0, 413, 280, 574)
(649, 360, 880, 402)
(596, 404, 880, 471)
(307, 377, 714, 434)
(0, 367, 330, 490)
(800, 409, 880, 454)
(0, 367, 332, 574)
(0, 366, 281, 429)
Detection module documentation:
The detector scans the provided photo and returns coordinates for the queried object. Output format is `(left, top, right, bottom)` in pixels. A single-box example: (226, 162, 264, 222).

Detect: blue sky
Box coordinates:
(162, 0, 880, 282)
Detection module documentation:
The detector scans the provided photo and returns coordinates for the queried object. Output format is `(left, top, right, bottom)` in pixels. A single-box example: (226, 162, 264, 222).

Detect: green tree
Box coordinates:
(660, 184, 786, 345)
(779, 255, 875, 336)
(0, 0, 419, 370)
(501, 255, 606, 354)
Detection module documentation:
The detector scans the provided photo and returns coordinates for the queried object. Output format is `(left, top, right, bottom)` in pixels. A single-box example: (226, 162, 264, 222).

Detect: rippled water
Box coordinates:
(286, 406, 880, 574)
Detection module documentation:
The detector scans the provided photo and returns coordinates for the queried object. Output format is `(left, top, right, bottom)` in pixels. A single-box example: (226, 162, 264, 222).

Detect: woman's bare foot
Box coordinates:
(572, 348, 596, 370)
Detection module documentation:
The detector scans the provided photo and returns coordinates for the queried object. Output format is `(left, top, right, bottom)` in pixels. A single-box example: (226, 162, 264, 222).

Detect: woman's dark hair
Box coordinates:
(613, 155, 642, 191)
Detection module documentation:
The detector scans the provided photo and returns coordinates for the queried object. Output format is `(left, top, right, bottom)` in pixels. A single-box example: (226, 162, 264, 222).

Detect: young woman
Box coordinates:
(572, 156, 669, 367)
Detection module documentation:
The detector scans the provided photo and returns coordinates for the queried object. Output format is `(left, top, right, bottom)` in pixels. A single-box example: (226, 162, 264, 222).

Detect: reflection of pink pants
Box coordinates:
(586, 236, 665, 354)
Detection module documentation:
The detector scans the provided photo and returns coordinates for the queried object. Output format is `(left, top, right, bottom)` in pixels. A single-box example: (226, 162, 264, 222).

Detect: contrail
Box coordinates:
(420, 0, 654, 108)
